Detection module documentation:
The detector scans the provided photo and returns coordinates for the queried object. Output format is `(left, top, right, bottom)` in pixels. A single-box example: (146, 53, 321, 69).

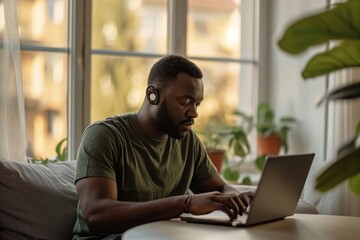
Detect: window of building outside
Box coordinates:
(17, 0, 258, 161)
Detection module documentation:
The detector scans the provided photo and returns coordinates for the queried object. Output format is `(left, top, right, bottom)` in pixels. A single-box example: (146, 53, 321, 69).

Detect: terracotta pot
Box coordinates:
(257, 134, 281, 156)
(206, 149, 225, 173)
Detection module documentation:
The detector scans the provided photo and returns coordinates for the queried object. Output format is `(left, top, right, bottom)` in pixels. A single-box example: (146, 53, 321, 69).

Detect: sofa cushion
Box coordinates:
(0, 160, 78, 240)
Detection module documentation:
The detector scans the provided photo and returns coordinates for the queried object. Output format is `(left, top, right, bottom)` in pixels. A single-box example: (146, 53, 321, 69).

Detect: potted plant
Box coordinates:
(199, 115, 253, 184)
(201, 128, 227, 173)
(218, 124, 252, 184)
(234, 102, 296, 157)
(278, 0, 360, 196)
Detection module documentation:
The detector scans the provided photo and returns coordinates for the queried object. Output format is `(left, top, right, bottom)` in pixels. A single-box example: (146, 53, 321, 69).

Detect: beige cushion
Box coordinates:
(0, 160, 78, 240)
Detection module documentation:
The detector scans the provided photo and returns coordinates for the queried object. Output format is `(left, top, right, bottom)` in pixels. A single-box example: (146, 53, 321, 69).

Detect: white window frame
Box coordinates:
(68, 0, 91, 159)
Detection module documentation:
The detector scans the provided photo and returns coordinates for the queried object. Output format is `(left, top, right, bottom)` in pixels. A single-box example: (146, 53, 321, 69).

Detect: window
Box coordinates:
(17, 0, 258, 160)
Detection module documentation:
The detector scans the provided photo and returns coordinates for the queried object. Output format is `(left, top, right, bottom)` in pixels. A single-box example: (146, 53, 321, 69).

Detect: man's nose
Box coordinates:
(187, 104, 198, 118)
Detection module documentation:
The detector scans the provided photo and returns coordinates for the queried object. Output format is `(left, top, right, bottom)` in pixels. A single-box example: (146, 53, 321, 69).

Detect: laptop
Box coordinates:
(180, 153, 315, 227)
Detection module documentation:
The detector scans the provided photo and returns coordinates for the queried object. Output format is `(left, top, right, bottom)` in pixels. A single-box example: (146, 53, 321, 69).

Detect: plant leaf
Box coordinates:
(279, 117, 296, 123)
(317, 81, 360, 106)
(241, 176, 252, 185)
(255, 155, 267, 171)
(55, 138, 67, 161)
(348, 173, 360, 196)
(233, 110, 253, 123)
(337, 136, 357, 159)
(315, 147, 360, 192)
(233, 141, 247, 158)
(302, 41, 360, 79)
(223, 167, 240, 182)
(279, 127, 289, 153)
(278, 1, 360, 54)
(235, 129, 251, 153)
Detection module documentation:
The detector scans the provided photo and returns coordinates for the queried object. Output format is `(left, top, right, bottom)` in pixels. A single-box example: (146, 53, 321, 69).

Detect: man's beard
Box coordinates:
(155, 100, 184, 139)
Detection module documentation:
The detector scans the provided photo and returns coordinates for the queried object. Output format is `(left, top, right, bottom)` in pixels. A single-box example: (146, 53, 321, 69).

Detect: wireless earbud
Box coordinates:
(146, 85, 159, 105)
(149, 93, 157, 102)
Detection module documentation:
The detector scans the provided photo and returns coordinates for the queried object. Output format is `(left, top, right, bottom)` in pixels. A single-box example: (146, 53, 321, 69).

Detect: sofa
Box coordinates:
(0, 160, 318, 240)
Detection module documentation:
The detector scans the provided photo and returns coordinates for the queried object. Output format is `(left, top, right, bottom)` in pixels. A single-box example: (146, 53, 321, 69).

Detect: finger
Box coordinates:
(225, 195, 247, 216)
(233, 196, 247, 215)
(234, 194, 248, 209)
(213, 194, 240, 218)
(240, 195, 250, 207)
(216, 203, 237, 221)
(229, 197, 240, 216)
(238, 191, 255, 206)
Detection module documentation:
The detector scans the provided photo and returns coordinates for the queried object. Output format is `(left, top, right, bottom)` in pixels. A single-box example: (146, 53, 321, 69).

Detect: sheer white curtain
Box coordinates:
(0, 0, 27, 163)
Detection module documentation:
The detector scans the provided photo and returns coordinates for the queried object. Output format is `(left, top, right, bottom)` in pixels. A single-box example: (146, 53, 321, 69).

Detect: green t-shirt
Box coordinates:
(72, 113, 217, 239)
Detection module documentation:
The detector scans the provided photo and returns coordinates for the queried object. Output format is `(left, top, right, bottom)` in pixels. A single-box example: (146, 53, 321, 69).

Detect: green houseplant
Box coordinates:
(278, 0, 360, 196)
(234, 102, 296, 157)
(220, 103, 296, 182)
(202, 129, 227, 174)
(199, 115, 252, 184)
(218, 123, 252, 184)
(199, 116, 230, 174)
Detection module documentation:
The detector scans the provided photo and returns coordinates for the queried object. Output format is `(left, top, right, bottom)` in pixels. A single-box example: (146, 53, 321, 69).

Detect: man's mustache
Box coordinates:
(179, 119, 194, 126)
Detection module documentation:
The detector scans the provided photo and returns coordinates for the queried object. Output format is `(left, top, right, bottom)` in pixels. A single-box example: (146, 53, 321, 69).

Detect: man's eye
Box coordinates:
(180, 98, 191, 105)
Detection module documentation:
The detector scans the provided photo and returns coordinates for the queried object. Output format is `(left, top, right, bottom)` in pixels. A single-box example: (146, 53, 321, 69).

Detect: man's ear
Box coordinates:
(146, 85, 159, 105)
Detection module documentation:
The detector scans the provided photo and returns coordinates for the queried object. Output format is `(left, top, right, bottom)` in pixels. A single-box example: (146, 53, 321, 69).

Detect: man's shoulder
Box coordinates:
(99, 113, 134, 124)
(83, 113, 136, 139)
(88, 113, 135, 129)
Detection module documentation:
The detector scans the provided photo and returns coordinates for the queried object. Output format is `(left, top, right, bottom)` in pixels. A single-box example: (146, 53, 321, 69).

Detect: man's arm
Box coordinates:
(76, 175, 252, 234)
(76, 177, 188, 233)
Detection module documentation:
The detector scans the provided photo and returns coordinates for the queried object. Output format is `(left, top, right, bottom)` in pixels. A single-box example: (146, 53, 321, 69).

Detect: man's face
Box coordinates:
(155, 73, 204, 139)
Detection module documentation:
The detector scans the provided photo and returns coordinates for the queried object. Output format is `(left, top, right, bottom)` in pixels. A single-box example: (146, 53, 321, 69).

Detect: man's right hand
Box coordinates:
(186, 191, 254, 220)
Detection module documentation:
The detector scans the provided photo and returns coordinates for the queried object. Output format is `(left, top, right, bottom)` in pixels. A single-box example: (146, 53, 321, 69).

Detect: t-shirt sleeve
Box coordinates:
(75, 124, 120, 183)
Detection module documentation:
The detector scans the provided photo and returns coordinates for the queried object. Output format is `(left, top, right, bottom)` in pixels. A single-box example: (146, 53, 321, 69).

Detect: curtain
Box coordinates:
(0, 0, 27, 163)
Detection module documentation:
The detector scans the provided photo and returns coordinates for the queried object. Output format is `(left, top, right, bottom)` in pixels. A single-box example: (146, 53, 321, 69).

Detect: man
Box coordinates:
(73, 55, 254, 239)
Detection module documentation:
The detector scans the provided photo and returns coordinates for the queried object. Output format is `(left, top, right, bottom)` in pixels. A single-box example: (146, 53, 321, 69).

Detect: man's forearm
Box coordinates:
(83, 195, 187, 233)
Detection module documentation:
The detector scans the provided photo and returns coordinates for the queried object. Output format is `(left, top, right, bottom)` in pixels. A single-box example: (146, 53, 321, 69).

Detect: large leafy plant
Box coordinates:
(278, 0, 360, 196)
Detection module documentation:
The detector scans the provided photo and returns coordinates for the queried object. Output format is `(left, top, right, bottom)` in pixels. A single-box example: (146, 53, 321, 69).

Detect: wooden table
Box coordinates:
(123, 214, 360, 240)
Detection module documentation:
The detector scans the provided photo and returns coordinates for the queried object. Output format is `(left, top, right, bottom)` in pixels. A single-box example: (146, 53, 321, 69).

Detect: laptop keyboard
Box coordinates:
(231, 214, 248, 226)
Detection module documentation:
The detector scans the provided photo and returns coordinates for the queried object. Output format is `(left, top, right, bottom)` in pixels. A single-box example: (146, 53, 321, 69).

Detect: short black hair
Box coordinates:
(147, 55, 203, 86)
